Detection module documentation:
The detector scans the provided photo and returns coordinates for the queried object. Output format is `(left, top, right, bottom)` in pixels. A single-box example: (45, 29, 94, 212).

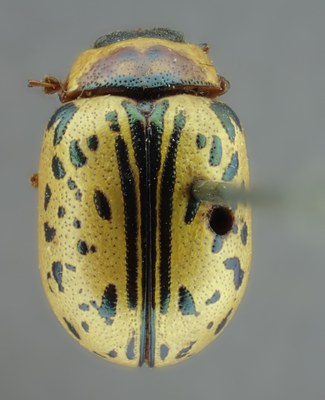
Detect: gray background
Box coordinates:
(1, 0, 325, 399)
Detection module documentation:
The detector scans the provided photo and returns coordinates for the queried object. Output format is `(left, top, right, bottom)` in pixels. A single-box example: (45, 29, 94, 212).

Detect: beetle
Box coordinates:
(29, 28, 251, 367)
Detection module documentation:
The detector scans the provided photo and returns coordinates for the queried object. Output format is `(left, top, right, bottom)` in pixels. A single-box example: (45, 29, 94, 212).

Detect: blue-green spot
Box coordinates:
(224, 257, 244, 290)
(210, 102, 241, 143)
(178, 286, 199, 316)
(222, 152, 239, 182)
(48, 103, 78, 146)
(212, 235, 223, 253)
(52, 156, 65, 179)
(209, 135, 222, 166)
(196, 133, 206, 149)
(69, 140, 87, 168)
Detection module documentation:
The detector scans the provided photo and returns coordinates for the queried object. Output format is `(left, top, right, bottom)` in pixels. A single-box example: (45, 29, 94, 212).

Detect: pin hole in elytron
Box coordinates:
(208, 206, 234, 236)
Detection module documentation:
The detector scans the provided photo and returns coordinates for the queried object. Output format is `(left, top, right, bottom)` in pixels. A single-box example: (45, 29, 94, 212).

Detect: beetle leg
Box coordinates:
(28, 75, 63, 95)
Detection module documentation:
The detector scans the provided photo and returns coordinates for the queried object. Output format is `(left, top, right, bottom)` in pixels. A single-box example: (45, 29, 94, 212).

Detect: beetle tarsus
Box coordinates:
(30, 173, 39, 188)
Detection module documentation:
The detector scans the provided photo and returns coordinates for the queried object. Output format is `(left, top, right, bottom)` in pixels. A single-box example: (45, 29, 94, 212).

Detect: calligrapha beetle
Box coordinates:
(29, 28, 251, 367)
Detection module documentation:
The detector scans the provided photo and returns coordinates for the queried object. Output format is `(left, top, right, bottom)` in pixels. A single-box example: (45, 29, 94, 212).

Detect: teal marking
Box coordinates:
(210, 102, 241, 143)
(178, 286, 199, 316)
(205, 291, 221, 305)
(106, 111, 120, 132)
(209, 135, 222, 166)
(224, 257, 244, 290)
(69, 140, 87, 168)
(52, 156, 65, 179)
(212, 235, 223, 253)
(222, 152, 239, 182)
(87, 135, 99, 151)
(196, 133, 206, 149)
(48, 103, 78, 146)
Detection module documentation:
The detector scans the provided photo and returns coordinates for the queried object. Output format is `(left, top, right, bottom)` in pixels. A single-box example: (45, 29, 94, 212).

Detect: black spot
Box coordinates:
(65, 263, 76, 272)
(44, 222, 56, 242)
(107, 350, 117, 358)
(77, 240, 89, 255)
(126, 335, 135, 360)
(115, 134, 138, 310)
(79, 303, 89, 311)
(215, 309, 233, 335)
(207, 321, 214, 330)
(90, 245, 96, 253)
(160, 112, 185, 314)
(44, 184, 52, 211)
(224, 257, 244, 290)
(81, 321, 89, 332)
(94, 190, 112, 220)
(52, 155, 66, 179)
(70, 140, 87, 168)
(241, 222, 248, 245)
(57, 206, 65, 218)
(205, 290, 221, 305)
(87, 135, 99, 151)
(52, 261, 64, 292)
(175, 341, 196, 359)
(75, 189, 82, 201)
(73, 218, 81, 229)
(63, 318, 80, 340)
(160, 344, 169, 361)
(209, 206, 234, 236)
(67, 178, 77, 190)
(178, 286, 199, 316)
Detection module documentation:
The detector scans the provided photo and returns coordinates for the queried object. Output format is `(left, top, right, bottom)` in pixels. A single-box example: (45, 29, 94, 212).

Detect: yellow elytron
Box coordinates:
(31, 28, 251, 367)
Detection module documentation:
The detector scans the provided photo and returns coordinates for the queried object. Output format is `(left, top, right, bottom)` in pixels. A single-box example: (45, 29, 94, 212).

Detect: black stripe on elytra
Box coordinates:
(143, 100, 169, 367)
(122, 101, 150, 366)
(123, 100, 169, 367)
(47, 103, 78, 146)
(69, 140, 87, 168)
(94, 190, 111, 221)
(115, 135, 138, 310)
(184, 196, 200, 224)
(159, 111, 186, 315)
